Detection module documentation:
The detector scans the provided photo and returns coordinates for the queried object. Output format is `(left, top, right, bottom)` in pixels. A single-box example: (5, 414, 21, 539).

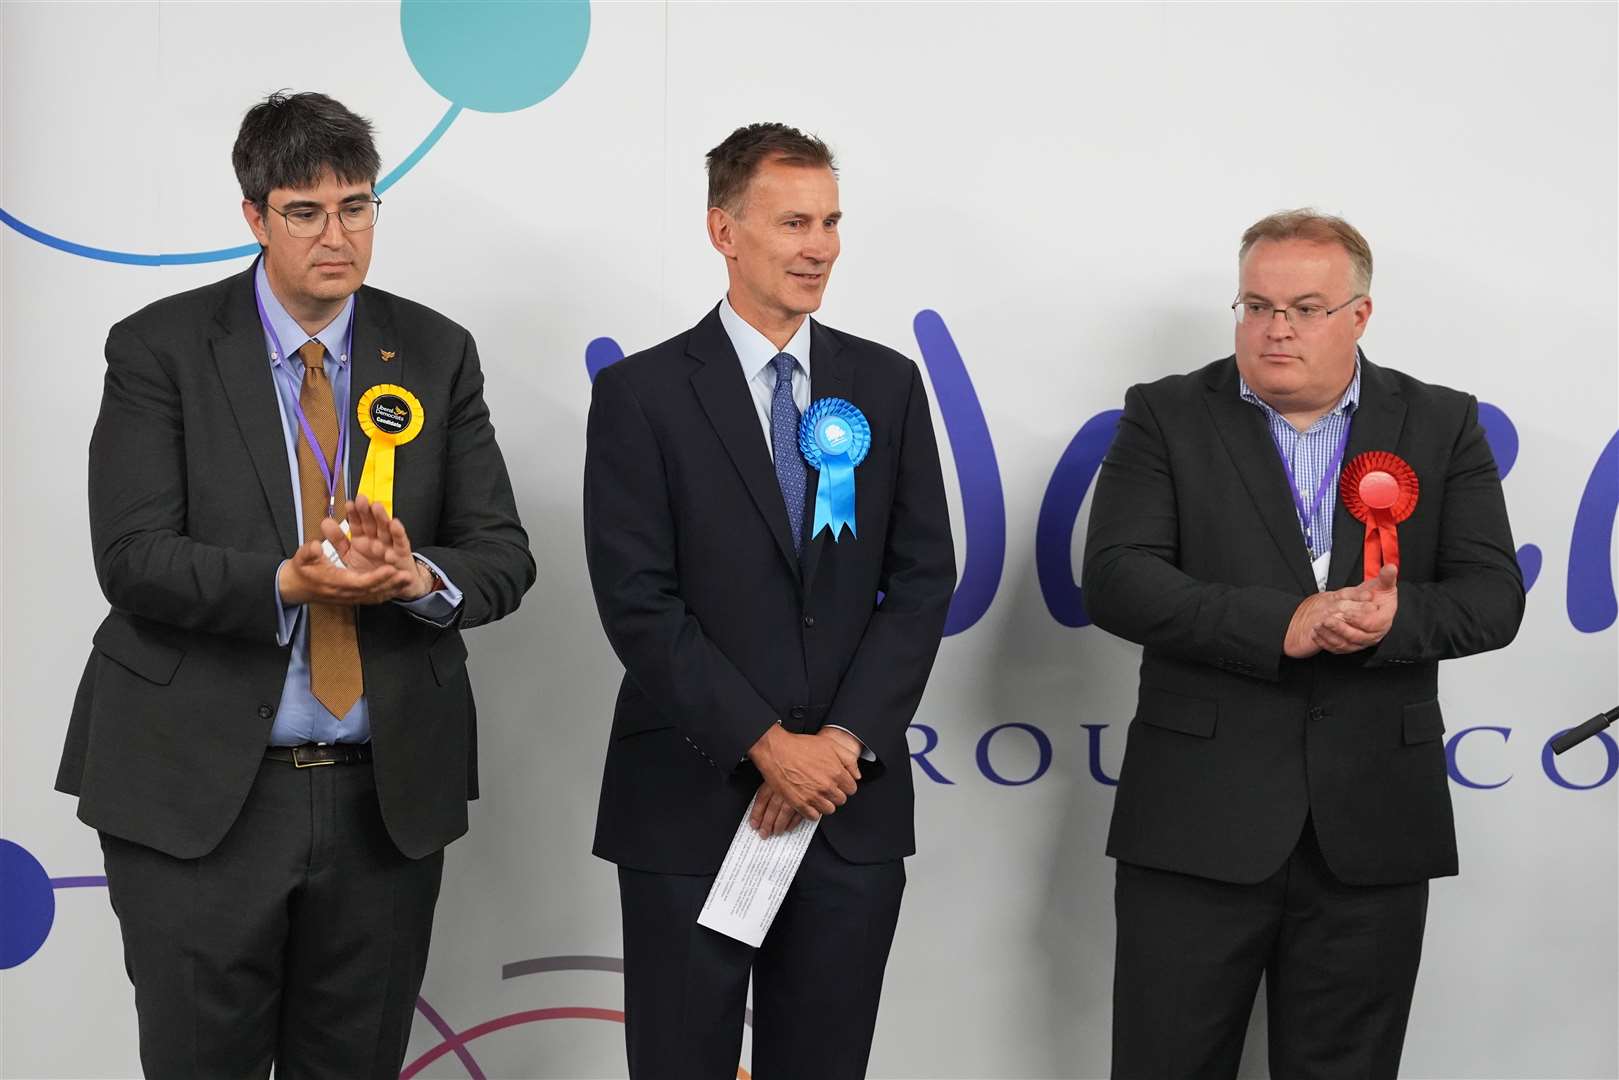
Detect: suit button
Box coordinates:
(257, 704, 274, 719)
(802, 615, 816, 628)
(1308, 706, 1325, 721)
(790, 706, 807, 721)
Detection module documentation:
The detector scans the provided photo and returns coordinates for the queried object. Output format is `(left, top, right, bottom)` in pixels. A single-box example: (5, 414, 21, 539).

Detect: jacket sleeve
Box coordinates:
(582, 363, 779, 770)
(1367, 395, 1525, 664)
(89, 322, 283, 641)
(822, 363, 958, 756)
(1081, 383, 1300, 681)
(411, 330, 536, 629)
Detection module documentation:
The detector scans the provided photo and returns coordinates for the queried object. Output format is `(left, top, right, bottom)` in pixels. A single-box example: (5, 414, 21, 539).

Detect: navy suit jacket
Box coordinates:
(584, 307, 957, 874)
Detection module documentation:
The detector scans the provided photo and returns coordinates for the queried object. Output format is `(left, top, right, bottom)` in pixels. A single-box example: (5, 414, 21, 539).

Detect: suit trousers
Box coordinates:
(1111, 816, 1428, 1080)
(618, 829, 906, 1080)
(100, 757, 444, 1079)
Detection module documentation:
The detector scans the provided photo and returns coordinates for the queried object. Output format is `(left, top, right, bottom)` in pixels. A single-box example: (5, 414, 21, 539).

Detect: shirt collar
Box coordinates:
(254, 257, 354, 369)
(718, 295, 813, 383)
(1239, 351, 1362, 420)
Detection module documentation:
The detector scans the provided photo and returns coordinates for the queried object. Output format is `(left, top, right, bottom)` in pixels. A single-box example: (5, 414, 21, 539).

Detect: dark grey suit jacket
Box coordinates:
(1083, 354, 1524, 886)
(58, 264, 535, 860)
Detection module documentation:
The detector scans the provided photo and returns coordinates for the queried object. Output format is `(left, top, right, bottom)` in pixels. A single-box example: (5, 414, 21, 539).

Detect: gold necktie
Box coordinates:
(296, 340, 363, 719)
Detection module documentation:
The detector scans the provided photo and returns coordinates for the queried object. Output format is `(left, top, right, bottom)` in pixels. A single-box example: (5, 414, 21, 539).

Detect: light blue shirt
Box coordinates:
(258, 261, 461, 745)
(1238, 355, 1363, 564)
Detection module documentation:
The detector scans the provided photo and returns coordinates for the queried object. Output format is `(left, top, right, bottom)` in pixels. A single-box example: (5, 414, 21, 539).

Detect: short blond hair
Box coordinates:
(1240, 209, 1373, 293)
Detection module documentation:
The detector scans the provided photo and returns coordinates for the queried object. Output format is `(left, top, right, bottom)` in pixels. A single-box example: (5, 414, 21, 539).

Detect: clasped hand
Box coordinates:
(747, 726, 863, 838)
(276, 494, 434, 606)
(1284, 563, 1399, 658)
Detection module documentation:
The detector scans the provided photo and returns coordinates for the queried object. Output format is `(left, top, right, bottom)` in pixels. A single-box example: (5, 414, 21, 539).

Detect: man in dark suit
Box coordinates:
(583, 123, 956, 1079)
(56, 92, 534, 1078)
(1082, 210, 1524, 1078)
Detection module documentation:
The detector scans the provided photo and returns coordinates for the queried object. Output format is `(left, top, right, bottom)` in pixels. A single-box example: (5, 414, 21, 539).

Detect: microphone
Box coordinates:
(1550, 706, 1619, 756)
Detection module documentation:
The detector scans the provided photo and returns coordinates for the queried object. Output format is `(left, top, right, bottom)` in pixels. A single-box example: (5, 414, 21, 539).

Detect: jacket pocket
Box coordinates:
(93, 616, 183, 685)
(1133, 686, 1217, 739)
(611, 680, 674, 740)
(428, 631, 469, 686)
(1402, 699, 1446, 744)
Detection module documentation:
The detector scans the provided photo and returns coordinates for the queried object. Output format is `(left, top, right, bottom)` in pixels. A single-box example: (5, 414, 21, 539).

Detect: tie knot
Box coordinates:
(298, 340, 325, 373)
(772, 352, 796, 381)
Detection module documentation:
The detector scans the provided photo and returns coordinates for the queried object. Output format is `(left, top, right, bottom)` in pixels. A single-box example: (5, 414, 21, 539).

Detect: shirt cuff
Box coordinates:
(826, 724, 877, 762)
(273, 560, 302, 647)
(394, 554, 463, 626)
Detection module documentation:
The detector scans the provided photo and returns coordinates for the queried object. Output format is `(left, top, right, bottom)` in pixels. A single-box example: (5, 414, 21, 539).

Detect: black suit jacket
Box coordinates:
(57, 264, 535, 861)
(584, 307, 956, 874)
(1082, 355, 1524, 886)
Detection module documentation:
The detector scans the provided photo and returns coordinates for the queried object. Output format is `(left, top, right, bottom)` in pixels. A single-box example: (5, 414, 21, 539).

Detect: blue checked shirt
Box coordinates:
(1238, 356, 1362, 565)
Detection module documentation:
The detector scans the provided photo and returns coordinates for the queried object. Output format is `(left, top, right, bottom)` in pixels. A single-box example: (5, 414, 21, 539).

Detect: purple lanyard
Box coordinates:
(1269, 417, 1353, 550)
(254, 284, 353, 518)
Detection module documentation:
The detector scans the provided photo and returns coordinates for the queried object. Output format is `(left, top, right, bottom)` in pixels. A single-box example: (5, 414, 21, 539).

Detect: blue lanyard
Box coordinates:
(254, 284, 353, 517)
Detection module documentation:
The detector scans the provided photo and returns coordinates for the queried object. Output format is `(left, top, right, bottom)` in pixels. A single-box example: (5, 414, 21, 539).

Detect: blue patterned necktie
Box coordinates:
(770, 352, 808, 554)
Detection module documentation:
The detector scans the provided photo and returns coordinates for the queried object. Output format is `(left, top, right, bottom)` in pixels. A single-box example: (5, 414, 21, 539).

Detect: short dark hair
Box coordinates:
(232, 91, 381, 208)
(705, 123, 837, 215)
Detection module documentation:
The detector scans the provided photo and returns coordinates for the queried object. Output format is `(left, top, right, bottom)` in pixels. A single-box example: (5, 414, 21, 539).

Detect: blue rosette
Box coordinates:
(799, 397, 872, 542)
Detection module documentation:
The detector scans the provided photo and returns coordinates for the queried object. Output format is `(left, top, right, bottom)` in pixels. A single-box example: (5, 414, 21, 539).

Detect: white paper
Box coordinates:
(697, 792, 818, 947)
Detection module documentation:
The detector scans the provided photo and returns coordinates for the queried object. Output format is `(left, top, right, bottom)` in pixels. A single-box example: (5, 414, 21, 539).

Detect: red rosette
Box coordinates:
(1340, 450, 1419, 579)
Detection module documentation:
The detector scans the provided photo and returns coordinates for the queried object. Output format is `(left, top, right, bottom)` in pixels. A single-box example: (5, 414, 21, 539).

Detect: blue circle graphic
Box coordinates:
(402, 0, 590, 113)
(0, 840, 56, 969)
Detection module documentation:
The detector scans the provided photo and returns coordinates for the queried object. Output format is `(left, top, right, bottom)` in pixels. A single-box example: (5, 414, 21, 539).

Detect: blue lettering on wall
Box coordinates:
(1445, 725, 1513, 789)
(1542, 729, 1619, 790)
(584, 336, 623, 382)
(907, 723, 954, 785)
(913, 311, 1006, 636)
(1036, 410, 1123, 627)
(975, 722, 1054, 786)
(1081, 723, 1120, 786)
(1568, 430, 1619, 633)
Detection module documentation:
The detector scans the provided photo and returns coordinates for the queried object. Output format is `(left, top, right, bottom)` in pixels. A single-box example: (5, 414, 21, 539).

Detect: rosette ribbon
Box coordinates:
(1339, 450, 1419, 579)
(799, 397, 872, 542)
(355, 384, 425, 516)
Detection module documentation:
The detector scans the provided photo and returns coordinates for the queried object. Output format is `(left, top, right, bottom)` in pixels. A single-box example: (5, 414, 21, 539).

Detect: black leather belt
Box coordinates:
(265, 743, 372, 768)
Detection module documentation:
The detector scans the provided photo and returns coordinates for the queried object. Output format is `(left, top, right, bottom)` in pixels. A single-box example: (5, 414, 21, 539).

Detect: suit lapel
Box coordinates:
(1203, 362, 1318, 594)
(1326, 356, 1407, 589)
(687, 308, 800, 576)
(800, 319, 853, 592)
(212, 266, 298, 555)
(345, 290, 398, 508)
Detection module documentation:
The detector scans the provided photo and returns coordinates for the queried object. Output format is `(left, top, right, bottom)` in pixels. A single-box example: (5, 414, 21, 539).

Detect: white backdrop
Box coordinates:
(3, 3, 1616, 1078)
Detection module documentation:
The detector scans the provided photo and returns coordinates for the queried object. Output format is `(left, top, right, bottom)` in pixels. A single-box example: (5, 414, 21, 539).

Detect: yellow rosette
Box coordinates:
(355, 384, 424, 515)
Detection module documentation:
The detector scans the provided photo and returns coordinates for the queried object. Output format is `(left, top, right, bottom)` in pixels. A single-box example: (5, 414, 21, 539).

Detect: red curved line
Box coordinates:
(401, 1008, 623, 1077)
(400, 1007, 752, 1080)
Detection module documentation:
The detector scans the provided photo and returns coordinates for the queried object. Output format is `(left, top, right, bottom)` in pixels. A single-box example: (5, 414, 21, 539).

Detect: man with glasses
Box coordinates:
(1082, 210, 1523, 1077)
(56, 91, 534, 1078)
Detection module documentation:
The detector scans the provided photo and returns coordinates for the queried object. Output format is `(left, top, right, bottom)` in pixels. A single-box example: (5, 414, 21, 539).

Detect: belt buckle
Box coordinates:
(291, 746, 335, 769)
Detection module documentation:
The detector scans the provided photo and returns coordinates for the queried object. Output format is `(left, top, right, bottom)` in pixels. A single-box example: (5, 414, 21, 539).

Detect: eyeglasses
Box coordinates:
(1232, 293, 1364, 328)
(267, 197, 382, 239)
